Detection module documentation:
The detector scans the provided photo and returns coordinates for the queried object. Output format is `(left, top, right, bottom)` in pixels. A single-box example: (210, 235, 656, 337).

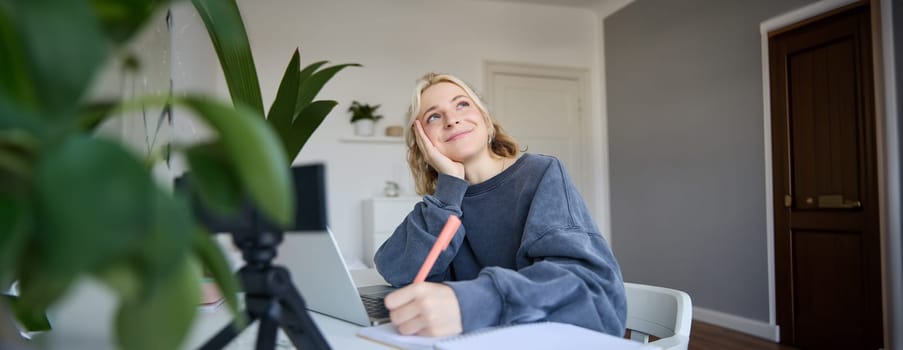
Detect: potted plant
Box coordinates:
(0, 0, 355, 349)
(348, 101, 384, 136)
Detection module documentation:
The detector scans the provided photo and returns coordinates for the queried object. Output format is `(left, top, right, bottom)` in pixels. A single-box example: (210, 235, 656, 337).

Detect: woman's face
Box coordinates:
(417, 82, 491, 163)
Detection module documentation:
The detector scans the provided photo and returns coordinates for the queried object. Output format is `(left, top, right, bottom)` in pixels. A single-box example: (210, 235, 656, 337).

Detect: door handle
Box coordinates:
(818, 200, 861, 208)
(817, 195, 861, 209)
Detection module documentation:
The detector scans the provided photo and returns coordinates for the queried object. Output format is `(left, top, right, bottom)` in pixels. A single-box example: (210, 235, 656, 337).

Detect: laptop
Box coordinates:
(275, 228, 396, 326)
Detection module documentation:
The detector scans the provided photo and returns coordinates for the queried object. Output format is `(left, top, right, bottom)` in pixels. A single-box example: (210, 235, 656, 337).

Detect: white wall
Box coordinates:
(171, 0, 602, 266)
(89, 9, 174, 187)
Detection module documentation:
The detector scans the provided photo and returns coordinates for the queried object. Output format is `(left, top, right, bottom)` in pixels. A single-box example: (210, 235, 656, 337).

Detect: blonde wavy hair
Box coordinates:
(406, 73, 519, 195)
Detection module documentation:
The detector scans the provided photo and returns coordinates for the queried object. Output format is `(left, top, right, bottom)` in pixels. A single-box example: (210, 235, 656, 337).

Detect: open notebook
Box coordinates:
(357, 322, 657, 350)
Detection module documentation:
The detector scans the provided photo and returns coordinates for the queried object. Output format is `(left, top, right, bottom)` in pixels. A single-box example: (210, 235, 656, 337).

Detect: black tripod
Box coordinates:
(199, 230, 330, 350)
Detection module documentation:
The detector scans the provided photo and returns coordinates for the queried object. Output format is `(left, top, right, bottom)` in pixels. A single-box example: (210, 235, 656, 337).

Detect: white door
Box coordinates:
(488, 72, 585, 192)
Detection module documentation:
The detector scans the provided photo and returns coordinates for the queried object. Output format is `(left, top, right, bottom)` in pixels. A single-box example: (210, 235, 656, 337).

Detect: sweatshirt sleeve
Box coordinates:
(374, 174, 469, 286)
(446, 159, 627, 336)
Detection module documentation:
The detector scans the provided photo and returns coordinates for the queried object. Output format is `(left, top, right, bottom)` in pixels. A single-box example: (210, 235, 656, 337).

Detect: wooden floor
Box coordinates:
(689, 321, 799, 350)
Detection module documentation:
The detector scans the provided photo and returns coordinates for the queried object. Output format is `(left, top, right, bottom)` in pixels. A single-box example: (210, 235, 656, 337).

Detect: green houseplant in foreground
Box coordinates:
(0, 0, 356, 349)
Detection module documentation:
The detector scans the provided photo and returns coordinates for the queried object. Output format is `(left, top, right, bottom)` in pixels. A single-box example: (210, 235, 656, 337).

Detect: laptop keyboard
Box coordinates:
(360, 295, 389, 319)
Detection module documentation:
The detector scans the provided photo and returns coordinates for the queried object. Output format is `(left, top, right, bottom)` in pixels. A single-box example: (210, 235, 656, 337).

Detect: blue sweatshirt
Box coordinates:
(374, 153, 627, 336)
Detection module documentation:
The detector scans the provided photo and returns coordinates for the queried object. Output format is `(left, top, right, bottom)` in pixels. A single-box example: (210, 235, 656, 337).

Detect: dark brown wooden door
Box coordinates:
(769, 2, 882, 349)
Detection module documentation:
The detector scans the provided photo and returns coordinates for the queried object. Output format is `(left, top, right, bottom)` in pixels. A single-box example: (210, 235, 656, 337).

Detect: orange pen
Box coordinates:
(413, 215, 462, 283)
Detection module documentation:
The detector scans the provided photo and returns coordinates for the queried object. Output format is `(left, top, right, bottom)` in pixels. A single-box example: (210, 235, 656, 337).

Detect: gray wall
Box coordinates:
(605, 0, 814, 322)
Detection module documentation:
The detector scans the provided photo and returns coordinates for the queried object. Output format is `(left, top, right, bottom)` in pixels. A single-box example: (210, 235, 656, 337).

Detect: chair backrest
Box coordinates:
(624, 282, 693, 350)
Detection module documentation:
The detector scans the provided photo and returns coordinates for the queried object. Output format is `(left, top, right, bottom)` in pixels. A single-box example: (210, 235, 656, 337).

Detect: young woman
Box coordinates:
(374, 73, 626, 338)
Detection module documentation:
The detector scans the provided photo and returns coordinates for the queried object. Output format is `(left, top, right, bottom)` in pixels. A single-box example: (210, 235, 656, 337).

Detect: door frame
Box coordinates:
(483, 62, 606, 241)
(876, 0, 903, 347)
(759, 0, 897, 343)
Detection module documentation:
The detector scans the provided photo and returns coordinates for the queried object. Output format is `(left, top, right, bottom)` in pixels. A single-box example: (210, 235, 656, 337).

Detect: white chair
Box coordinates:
(624, 282, 693, 350)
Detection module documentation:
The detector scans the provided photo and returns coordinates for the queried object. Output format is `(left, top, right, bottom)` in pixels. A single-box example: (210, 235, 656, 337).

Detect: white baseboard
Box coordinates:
(693, 307, 780, 342)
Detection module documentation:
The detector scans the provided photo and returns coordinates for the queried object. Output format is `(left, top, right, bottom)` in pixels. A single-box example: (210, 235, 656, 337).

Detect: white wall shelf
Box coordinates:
(340, 135, 404, 144)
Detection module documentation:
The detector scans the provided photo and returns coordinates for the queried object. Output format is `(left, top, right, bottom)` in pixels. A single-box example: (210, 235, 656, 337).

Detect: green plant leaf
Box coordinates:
(0, 194, 29, 288)
(192, 228, 244, 325)
(114, 257, 199, 350)
(184, 142, 243, 214)
(14, 258, 75, 326)
(0, 100, 44, 135)
(297, 60, 329, 86)
(295, 63, 361, 114)
(191, 0, 264, 117)
(80, 93, 293, 225)
(266, 49, 301, 162)
(20, 136, 152, 310)
(348, 101, 383, 122)
(96, 190, 195, 308)
(286, 100, 338, 158)
(90, 0, 164, 45)
(13, 0, 108, 117)
(94, 263, 142, 302)
(0, 130, 35, 181)
(3, 295, 51, 332)
(179, 96, 293, 226)
(0, 3, 39, 113)
(75, 100, 119, 132)
(138, 187, 194, 286)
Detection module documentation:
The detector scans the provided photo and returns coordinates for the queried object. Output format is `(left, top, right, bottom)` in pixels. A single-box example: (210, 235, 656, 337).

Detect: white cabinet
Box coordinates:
(362, 196, 420, 267)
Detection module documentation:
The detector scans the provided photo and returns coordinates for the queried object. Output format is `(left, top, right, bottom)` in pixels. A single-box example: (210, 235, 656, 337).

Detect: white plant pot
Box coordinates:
(354, 120, 375, 136)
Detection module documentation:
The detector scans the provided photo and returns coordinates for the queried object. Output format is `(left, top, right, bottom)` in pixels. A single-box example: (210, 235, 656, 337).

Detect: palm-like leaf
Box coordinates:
(267, 49, 303, 161)
(285, 100, 338, 157)
(265, 51, 357, 161)
(191, 0, 358, 162)
(191, 0, 264, 116)
(294, 63, 361, 116)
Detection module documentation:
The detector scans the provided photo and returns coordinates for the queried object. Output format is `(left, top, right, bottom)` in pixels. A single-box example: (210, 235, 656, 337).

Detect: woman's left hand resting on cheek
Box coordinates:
(384, 282, 463, 337)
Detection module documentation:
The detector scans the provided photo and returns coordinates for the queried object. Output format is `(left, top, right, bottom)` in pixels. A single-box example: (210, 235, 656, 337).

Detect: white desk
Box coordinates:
(35, 279, 390, 349)
(183, 302, 389, 349)
(33, 273, 648, 350)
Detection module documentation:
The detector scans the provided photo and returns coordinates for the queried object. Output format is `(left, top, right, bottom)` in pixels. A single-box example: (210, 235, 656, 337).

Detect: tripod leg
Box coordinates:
(198, 312, 256, 350)
(256, 309, 279, 350)
(202, 231, 331, 350)
(269, 267, 331, 350)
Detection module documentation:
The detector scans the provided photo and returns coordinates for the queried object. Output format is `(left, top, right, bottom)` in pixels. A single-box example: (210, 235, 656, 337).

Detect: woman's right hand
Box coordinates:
(384, 282, 463, 337)
(414, 120, 465, 179)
